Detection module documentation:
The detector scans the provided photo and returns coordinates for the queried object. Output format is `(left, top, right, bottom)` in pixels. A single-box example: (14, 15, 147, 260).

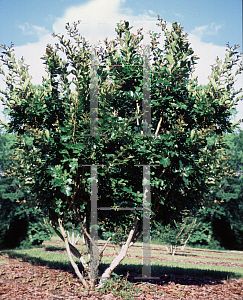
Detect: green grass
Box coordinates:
(1, 236, 242, 300)
(1, 235, 243, 281)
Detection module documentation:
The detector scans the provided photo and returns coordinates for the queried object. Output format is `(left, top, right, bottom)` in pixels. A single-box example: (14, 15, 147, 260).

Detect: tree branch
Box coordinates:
(49, 219, 90, 275)
(58, 218, 89, 290)
(155, 116, 163, 139)
(71, 173, 99, 257)
(136, 100, 140, 127)
(98, 237, 111, 263)
(97, 216, 139, 288)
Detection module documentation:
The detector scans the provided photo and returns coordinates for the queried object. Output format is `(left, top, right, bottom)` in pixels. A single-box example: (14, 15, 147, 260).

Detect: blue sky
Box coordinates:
(0, 0, 242, 126)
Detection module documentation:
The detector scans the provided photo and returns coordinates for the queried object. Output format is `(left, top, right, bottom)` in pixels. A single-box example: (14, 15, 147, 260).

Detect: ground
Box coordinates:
(0, 241, 242, 299)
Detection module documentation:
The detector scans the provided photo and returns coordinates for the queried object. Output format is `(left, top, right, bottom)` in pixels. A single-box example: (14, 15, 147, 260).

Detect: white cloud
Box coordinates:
(148, 10, 156, 16)
(18, 22, 50, 39)
(0, 0, 157, 87)
(13, 34, 56, 85)
(0, 0, 242, 128)
(191, 22, 222, 39)
(0, 32, 55, 123)
(46, 14, 58, 23)
(0, 0, 157, 122)
(187, 32, 226, 85)
(52, 0, 158, 45)
(188, 32, 243, 127)
(173, 11, 184, 18)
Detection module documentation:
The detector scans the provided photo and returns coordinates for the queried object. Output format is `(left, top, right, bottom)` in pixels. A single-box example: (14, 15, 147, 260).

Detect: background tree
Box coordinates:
(153, 211, 199, 255)
(0, 16, 242, 289)
(213, 130, 243, 250)
(0, 130, 51, 249)
(188, 130, 243, 250)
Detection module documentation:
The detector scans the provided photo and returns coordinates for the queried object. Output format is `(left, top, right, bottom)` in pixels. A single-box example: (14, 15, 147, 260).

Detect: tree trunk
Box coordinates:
(49, 220, 90, 275)
(172, 245, 176, 256)
(67, 223, 80, 245)
(181, 217, 198, 250)
(58, 219, 89, 290)
(50, 216, 139, 290)
(97, 217, 139, 288)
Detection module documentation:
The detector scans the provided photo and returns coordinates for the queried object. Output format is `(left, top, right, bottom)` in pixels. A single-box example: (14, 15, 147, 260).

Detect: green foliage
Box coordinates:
(99, 212, 138, 247)
(187, 131, 243, 250)
(0, 131, 51, 249)
(207, 131, 243, 250)
(1, 19, 241, 228)
(96, 273, 143, 299)
(212, 131, 243, 249)
(0, 15, 242, 287)
(152, 211, 199, 254)
(186, 207, 222, 249)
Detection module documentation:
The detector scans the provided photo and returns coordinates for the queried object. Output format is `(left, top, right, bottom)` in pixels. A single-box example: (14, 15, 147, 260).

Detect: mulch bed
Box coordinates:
(0, 254, 242, 299)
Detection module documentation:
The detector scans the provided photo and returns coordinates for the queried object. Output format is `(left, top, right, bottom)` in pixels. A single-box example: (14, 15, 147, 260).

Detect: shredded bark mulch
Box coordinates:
(0, 254, 242, 299)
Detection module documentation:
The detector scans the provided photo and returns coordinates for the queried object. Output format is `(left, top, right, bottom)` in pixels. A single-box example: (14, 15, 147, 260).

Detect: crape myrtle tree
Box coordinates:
(0, 16, 242, 289)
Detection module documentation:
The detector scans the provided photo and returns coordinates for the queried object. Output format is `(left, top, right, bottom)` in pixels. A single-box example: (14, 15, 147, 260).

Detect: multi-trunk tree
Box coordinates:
(153, 211, 200, 255)
(0, 16, 242, 289)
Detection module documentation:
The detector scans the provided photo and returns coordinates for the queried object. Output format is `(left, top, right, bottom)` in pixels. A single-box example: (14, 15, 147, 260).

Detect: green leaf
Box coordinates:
(122, 186, 132, 193)
(23, 79, 29, 90)
(0, 121, 9, 127)
(218, 85, 226, 91)
(211, 79, 217, 89)
(191, 129, 195, 139)
(166, 54, 173, 65)
(160, 157, 171, 168)
(45, 129, 49, 139)
(69, 159, 78, 172)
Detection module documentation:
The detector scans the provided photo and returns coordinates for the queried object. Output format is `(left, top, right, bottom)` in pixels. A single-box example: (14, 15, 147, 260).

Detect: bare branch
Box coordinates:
(58, 218, 89, 290)
(49, 220, 90, 275)
(97, 216, 139, 288)
(136, 100, 140, 126)
(155, 116, 163, 139)
(98, 237, 111, 262)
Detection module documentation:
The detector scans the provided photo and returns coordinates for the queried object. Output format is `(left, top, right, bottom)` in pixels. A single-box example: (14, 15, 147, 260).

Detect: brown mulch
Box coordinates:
(0, 254, 243, 299)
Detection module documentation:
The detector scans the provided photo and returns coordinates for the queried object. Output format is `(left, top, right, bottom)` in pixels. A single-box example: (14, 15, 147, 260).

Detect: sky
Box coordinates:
(0, 0, 242, 127)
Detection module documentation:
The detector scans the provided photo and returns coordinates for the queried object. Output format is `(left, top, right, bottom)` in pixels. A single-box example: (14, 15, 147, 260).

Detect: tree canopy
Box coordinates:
(0, 16, 242, 289)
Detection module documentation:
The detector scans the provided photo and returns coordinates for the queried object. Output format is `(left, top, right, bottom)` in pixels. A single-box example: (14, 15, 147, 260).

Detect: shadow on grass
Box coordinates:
(1, 249, 242, 287)
(172, 252, 198, 257)
(45, 246, 66, 252)
(183, 248, 228, 254)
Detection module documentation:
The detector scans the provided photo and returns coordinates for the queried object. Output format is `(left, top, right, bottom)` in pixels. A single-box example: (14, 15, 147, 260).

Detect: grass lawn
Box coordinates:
(1, 235, 243, 280)
(1, 235, 243, 299)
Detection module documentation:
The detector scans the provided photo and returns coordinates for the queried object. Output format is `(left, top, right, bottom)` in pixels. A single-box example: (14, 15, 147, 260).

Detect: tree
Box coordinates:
(186, 131, 243, 250)
(0, 131, 28, 249)
(213, 130, 243, 250)
(0, 16, 242, 289)
(204, 131, 243, 250)
(0, 131, 51, 249)
(153, 211, 200, 255)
